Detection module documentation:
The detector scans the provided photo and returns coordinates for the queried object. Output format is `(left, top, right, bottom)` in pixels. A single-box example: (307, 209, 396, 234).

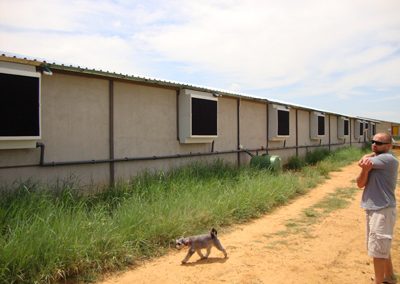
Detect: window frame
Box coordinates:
(0, 64, 41, 146)
(310, 111, 325, 140)
(354, 120, 363, 139)
(178, 89, 218, 144)
(268, 104, 290, 141)
(337, 116, 350, 139)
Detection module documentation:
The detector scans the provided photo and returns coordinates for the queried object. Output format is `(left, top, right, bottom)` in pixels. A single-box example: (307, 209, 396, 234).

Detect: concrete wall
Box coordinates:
(0, 72, 111, 185)
(377, 121, 394, 135)
(0, 62, 383, 187)
(113, 82, 179, 180)
(239, 99, 267, 165)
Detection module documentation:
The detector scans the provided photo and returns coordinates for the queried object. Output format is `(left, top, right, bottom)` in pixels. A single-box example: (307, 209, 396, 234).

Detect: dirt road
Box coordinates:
(99, 152, 400, 284)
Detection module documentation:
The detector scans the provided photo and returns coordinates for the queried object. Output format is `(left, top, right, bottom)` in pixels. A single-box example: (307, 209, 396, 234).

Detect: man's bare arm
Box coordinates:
(356, 157, 373, 188)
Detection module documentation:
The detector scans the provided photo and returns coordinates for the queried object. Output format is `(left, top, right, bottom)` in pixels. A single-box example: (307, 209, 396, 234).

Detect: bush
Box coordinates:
(286, 156, 306, 170)
(305, 148, 330, 165)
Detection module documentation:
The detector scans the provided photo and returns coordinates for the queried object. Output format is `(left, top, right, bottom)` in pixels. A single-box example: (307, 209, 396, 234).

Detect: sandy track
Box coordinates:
(99, 153, 400, 284)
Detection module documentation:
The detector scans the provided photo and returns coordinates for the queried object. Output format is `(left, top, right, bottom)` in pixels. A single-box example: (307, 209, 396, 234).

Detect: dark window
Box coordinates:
(318, 116, 325, 135)
(359, 122, 364, 135)
(365, 123, 369, 129)
(0, 73, 40, 137)
(344, 120, 349, 135)
(191, 97, 217, 136)
(372, 124, 376, 135)
(277, 109, 289, 136)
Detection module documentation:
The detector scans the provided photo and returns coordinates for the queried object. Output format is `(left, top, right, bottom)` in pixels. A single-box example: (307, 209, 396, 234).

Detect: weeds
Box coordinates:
(0, 147, 365, 283)
(285, 156, 306, 171)
(286, 146, 362, 172)
(305, 148, 331, 165)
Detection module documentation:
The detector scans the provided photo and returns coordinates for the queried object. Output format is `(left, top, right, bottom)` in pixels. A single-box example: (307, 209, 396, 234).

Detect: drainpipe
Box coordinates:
(36, 142, 45, 165)
(176, 90, 180, 141)
(350, 119, 352, 146)
(238, 145, 254, 157)
(328, 114, 331, 151)
(266, 103, 269, 155)
(237, 98, 241, 166)
(0, 142, 352, 170)
(295, 109, 298, 156)
(109, 80, 115, 187)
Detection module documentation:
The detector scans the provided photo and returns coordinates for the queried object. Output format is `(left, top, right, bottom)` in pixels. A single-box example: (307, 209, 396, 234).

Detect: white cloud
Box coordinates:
(0, 0, 81, 31)
(362, 110, 400, 122)
(0, 0, 399, 122)
(0, 31, 149, 75)
(367, 94, 400, 103)
(321, 45, 398, 76)
(135, 0, 400, 91)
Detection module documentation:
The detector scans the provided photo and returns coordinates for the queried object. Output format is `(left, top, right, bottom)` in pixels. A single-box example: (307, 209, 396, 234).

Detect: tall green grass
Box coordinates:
(286, 146, 366, 172)
(0, 146, 365, 283)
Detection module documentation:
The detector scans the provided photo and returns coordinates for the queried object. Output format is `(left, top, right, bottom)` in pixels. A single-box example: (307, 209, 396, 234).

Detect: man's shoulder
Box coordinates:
(379, 152, 397, 159)
(372, 153, 398, 164)
(383, 153, 399, 166)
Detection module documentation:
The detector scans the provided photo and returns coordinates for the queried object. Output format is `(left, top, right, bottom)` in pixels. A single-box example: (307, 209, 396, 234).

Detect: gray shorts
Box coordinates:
(366, 207, 397, 258)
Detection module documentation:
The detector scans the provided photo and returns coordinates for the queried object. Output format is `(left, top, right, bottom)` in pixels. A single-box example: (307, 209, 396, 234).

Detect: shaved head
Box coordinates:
(371, 132, 393, 154)
(373, 133, 392, 144)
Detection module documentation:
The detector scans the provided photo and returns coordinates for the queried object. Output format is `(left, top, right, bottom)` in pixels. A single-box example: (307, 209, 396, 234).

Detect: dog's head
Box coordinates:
(210, 228, 217, 238)
(175, 237, 189, 249)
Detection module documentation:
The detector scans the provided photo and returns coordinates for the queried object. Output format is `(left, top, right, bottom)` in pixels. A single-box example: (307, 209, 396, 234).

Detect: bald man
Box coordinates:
(357, 133, 398, 284)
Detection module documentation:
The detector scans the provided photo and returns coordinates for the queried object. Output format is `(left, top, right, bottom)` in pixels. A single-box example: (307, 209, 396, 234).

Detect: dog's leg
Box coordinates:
(196, 249, 206, 259)
(214, 239, 228, 258)
(204, 246, 211, 258)
(181, 248, 195, 264)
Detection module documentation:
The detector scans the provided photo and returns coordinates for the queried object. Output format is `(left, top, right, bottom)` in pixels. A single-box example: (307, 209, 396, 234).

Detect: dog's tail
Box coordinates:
(210, 228, 217, 239)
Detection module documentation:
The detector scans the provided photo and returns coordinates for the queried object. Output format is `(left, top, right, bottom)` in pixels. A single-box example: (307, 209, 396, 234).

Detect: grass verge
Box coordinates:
(0, 146, 365, 283)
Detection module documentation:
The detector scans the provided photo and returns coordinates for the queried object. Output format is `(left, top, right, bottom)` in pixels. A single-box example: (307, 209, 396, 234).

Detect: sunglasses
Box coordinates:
(371, 140, 390, 146)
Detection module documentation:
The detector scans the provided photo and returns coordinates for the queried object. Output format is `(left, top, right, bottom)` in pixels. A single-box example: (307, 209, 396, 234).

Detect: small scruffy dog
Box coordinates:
(175, 228, 228, 264)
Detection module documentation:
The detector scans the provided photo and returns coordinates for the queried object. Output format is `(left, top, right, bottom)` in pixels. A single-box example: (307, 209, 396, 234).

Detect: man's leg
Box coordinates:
(384, 255, 396, 283)
(369, 208, 396, 283)
(374, 258, 386, 284)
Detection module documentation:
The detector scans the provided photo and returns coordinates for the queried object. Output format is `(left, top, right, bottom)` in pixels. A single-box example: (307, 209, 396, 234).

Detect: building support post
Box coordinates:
(109, 80, 115, 187)
(237, 98, 241, 167)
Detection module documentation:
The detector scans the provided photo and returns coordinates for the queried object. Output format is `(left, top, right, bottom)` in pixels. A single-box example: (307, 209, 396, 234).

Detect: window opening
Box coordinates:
(277, 109, 289, 136)
(191, 97, 217, 136)
(0, 72, 40, 137)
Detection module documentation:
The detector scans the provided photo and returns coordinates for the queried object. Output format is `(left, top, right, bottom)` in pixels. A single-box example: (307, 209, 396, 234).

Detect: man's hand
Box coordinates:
(359, 152, 375, 162)
(357, 156, 373, 188)
(358, 157, 373, 171)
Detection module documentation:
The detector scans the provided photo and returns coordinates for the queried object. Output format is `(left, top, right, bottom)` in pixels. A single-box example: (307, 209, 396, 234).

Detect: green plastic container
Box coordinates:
(250, 154, 271, 169)
(269, 155, 282, 172)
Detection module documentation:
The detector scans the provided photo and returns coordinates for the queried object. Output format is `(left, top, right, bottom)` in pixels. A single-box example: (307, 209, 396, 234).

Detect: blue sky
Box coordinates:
(1, 0, 399, 122)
